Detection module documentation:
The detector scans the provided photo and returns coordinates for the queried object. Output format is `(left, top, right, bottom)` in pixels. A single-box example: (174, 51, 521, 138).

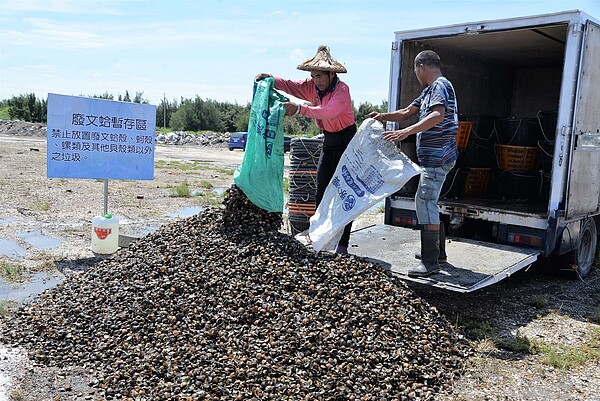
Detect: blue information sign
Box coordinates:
(46, 93, 156, 180)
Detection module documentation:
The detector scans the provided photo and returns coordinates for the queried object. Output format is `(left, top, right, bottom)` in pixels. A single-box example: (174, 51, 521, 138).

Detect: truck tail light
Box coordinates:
(508, 233, 542, 247)
(392, 216, 418, 227)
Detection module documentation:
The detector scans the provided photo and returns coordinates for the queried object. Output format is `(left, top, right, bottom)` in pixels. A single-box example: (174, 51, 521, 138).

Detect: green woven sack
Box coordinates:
(234, 78, 288, 212)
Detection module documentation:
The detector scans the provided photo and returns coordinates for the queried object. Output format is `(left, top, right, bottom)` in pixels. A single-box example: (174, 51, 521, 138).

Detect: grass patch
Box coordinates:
(473, 338, 496, 353)
(1, 261, 23, 281)
(532, 327, 600, 369)
(459, 316, 495, 340)
(194, 191, 225, 207)
(156, 160, 203, 172)
(198, 180, 213, 189)
(498, 332, 533, 353)
(155, 160, 234, 176)
(31, 252, 56, 272)
(170, 181, 191, 197)
(0, 300, 18, 316)
(27, 200, 50, 211)
(526, 294, 547, 309)
(217, 167, 236, 176)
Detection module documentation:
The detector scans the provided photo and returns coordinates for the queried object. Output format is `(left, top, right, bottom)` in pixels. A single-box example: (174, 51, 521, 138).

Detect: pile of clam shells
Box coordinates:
(1, 185, 471, 400)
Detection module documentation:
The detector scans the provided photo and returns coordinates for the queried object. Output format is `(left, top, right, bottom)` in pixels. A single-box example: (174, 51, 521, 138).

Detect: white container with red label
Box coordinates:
(91, 214, 119, 254)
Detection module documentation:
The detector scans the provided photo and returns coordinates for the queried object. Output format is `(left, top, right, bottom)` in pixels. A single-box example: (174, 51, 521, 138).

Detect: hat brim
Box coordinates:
(297, 63, 347, 73)
(297, 46, 347, 73)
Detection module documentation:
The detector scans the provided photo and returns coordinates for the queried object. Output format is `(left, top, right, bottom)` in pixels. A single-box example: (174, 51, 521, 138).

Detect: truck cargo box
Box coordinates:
(358, 10, 600, 291)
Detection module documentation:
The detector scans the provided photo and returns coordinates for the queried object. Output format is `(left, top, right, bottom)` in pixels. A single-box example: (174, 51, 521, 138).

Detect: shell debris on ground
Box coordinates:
(0, 185, 471, 400)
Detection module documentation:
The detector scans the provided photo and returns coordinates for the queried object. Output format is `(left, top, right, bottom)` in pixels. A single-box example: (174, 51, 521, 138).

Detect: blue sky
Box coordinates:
(1, 0, 599, 107)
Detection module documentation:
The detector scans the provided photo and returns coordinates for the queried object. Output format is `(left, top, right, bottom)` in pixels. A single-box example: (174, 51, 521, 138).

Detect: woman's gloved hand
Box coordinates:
(255, 73, 273, 81)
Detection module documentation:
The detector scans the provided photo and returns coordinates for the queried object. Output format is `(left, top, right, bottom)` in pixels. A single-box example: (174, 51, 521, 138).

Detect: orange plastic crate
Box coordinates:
(457, 121, 473, 151)
(464, 168, 492, 195)
(287, 202, 316, 216)
(495, 145, 540, 170)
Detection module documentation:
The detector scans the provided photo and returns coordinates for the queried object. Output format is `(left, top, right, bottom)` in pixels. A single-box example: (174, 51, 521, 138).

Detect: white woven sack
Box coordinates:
(308, 118, 422, 252)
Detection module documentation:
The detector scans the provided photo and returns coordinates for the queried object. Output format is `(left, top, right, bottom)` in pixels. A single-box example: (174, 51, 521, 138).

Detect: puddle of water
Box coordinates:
(0, 239, 26, 258)
(0, 272, 62, 304)
(16, 231, 63, 250)
(0, 217, 16, 224)
(167, 206, 204, 218)
(191, 188, 227, 197)
(128, 226, 158, 238)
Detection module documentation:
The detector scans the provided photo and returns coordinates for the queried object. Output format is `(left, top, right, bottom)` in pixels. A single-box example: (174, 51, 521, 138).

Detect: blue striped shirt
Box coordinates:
(411, 76, 458, 167)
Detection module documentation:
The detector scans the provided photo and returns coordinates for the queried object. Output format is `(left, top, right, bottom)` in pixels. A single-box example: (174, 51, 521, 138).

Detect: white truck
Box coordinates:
(350, 9, 600, 292)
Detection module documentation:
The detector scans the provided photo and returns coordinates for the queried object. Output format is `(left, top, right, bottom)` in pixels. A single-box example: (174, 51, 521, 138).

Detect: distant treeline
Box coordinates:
(0, 92, 387, 136)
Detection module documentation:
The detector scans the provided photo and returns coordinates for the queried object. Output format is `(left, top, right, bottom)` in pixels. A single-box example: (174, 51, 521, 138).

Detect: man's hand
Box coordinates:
(369, 111, 384, 120)
(255, 73, 273, 81)
(382, 128, 411, 142)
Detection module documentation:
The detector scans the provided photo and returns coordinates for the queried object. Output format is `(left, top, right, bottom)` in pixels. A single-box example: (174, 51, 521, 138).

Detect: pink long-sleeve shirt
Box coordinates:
(273, 76, 355, 133)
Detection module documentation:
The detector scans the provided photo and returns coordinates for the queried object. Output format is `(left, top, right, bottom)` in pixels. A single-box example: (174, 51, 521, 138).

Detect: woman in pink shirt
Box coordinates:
(256, 45, 357, 254)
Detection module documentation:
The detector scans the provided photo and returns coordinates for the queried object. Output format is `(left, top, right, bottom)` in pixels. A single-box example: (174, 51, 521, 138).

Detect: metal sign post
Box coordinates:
(103, 179, 109, 216)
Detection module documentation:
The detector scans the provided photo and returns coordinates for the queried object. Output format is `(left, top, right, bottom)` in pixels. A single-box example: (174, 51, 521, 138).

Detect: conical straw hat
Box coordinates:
(297, 45, 347, 73)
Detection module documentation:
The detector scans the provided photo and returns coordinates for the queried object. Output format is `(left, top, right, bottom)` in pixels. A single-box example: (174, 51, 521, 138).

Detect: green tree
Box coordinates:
(234, 104, 251, 132)
(132, 91, 149, 104)
(293, 113, 320, 137)
(169, 102, 198, 131)
(7, 93, 47, 123)
(156, 97, 179, 129)
(218, 101, 246, 133)
(1, 92, 390, 133)
(354, 100, 388, 126)
(91, 92, 114, 100)
(197, 98, 222, 131)
(0, 99, 10, 119)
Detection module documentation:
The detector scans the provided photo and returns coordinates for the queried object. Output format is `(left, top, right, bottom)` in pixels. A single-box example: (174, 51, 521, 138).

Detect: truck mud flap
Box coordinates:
(349, 224, 540, 293)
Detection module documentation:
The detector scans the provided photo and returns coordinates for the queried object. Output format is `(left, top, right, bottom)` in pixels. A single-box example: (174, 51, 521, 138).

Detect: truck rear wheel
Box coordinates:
(569, 217, 597, 278)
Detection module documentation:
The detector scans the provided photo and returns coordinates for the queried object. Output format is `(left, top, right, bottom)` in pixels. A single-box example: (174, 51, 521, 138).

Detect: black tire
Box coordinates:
(557, 217, 598, 278)
(574, 217, 598, 278)
(229, 148, 234, 151)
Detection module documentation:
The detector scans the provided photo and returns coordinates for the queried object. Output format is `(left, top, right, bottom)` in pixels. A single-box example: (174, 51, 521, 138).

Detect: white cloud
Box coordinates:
(1, 0, 129, 15)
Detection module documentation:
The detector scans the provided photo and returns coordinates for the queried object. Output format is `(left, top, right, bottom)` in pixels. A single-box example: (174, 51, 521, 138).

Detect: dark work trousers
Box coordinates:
(316, 124, 357, 247)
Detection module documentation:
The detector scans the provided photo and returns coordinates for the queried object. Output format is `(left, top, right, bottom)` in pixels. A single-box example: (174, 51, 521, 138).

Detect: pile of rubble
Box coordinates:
(0, 120, 47, 137)
(155, 130, 228, 147)
(0, 120, 229, 147)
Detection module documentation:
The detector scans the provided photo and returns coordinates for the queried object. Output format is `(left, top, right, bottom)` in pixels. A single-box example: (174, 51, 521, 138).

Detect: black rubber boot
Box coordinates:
(415, 229, 447, 263)
(408, 230, 441, 277)
(439, 228, 447, 263)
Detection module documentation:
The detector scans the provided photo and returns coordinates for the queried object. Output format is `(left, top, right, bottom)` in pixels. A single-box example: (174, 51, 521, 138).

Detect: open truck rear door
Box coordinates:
(350, 225, 540, 293)
(565, 20, 600, 219)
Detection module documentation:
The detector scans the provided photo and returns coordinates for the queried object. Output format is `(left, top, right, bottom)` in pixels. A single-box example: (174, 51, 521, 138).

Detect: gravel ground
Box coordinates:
(0, 120, 599, 400)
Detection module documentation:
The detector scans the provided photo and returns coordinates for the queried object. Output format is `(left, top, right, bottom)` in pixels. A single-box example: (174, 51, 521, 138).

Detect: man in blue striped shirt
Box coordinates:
(370, 50, 458, 277)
